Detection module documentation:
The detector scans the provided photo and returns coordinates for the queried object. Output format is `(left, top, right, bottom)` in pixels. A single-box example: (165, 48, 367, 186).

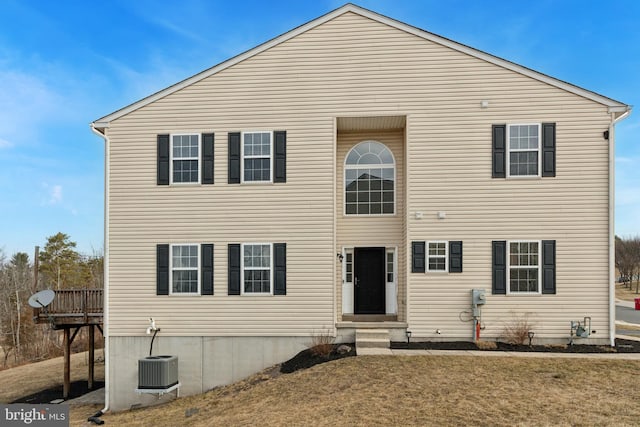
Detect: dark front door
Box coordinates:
(354, 247, 386, 314)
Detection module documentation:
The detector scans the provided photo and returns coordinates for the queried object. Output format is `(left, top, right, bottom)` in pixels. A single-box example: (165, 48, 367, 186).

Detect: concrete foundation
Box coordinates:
(108, 335, 309, 411)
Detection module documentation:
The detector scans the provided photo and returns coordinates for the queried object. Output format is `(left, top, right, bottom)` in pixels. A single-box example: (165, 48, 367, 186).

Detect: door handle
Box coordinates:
(354, 277, 359, 287)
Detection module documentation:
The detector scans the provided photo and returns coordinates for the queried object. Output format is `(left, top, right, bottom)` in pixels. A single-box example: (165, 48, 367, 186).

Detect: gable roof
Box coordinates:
(92, 3, 629, 130)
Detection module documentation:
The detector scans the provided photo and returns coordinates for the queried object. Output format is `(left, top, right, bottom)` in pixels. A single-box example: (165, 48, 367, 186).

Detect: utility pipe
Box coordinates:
(90, 124, 110, 418)
(608, 109, 631, 347)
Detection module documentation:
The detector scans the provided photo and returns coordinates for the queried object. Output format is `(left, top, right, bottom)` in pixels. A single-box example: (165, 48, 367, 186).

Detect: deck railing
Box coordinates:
(33, 289, 103, 325)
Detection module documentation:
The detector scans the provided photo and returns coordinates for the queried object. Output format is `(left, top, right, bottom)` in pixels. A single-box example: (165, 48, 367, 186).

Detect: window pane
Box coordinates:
(244, 244, 271, 268)
(173, 270, 198, 293)
(428, 257, 446, 271)
(369, 168, 382, 179)
(173, 135, 199, 158)
(172, 245, 198, 268)
(173, 159, 198, 183)
(387, 251, 394, 283)
(510, 152, 538, 176)
(510, 268, 538, 292)
(244, 158, 271, 181)
(244, 269, 270, 293)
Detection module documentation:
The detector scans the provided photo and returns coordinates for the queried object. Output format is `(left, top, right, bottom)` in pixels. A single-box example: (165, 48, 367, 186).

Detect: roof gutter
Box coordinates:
(608, 106, 631, 347)
(90, 123, 110, 417)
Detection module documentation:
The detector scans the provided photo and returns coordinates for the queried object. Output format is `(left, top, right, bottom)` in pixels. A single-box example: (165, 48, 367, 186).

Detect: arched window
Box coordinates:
(344, 141, 395, 215)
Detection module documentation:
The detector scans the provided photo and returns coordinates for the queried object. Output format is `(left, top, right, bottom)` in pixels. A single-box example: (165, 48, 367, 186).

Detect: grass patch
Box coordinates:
(616, 282, 640, 301)
(70, 356, 640, 426)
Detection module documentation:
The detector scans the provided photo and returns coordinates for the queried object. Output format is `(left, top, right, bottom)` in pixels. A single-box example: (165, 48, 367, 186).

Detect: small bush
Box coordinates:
(502, 313, 535, 345)
(476, 340, 497, 350)
(309, 329, 334, 357)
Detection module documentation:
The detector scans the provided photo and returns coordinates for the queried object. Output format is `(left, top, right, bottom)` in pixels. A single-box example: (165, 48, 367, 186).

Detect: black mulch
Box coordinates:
(391, 338, 640, 353)
(280, 344, 356, 374)
(11, 381, 105, 404)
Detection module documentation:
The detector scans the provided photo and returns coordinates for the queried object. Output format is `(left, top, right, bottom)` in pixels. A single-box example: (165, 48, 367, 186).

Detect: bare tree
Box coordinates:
(616, 236, 640, 293)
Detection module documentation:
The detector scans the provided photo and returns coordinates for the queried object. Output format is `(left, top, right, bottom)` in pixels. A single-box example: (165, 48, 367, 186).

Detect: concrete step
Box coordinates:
(356, 329, 390, 341)
(356, 329, 390, 349)
(357, 347, 393, 356)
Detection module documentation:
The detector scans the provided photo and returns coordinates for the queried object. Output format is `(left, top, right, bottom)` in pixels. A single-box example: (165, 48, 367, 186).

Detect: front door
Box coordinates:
(354, 247, 386, 314)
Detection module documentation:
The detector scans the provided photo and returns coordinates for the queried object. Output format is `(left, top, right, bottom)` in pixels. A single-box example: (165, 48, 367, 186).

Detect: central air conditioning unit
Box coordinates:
(138, 355, 179, 389)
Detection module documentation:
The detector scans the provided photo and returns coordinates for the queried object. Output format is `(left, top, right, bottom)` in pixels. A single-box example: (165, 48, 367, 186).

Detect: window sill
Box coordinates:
(505, 175, 542, 180)
(505, 292, 543, 296)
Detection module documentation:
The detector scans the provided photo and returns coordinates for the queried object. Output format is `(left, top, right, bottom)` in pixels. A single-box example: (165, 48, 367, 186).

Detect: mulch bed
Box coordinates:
(11, 381, 105, 404)
(391, 338, 640, 353)
(280, 344, 356, 374)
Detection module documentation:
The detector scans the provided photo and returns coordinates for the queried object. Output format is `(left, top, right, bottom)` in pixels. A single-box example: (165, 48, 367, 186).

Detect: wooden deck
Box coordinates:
(32, 289, 104, 398)
(33, 289, 103, 329)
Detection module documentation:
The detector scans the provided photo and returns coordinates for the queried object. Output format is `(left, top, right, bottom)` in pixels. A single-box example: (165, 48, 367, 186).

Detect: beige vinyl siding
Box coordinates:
(335, 130, 405, 319)
(106, 11, 612, 338)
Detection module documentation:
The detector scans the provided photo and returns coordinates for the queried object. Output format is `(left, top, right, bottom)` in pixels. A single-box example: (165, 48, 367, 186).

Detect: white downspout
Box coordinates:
(609, 109, 631, 346)
(90, 123, 110, 415)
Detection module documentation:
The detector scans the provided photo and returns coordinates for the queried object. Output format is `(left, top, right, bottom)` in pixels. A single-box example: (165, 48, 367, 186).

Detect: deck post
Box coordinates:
(63, 327, 70, 399)
(88, 325, 95, 389)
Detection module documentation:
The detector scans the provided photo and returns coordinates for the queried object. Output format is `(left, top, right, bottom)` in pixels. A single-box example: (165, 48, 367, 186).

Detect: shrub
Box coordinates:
(309, 328, 334, 357)
(476, 340, 497, 350)
(502, 312, 535, 345)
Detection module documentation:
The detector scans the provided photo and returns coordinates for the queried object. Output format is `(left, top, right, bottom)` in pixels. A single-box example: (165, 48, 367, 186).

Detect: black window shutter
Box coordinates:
(201, 244, 214, 295)
(274, 131, 287, 183)
(228, 132, 241, 184)
(492, 125, 506, 178)
(274, 243, 286, 295)
(449, 241, 463, 273)
(228, 244, 241, 295)
(412, 241, 425, 273)
(156, 244, 169, 295)
(542, 123, 556, 177)
(157, 134, 170, 185)
(492, 241, 506, 294)
(542, 240, 556, 294)
(202, 133, 214, 184)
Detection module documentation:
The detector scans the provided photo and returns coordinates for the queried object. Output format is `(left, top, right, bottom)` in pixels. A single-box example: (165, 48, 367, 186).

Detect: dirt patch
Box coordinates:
(392, 338, 640, 353)
(280, 343, 356, 373)
(11, 381, 104, 404)
(0, 351, 104, 403)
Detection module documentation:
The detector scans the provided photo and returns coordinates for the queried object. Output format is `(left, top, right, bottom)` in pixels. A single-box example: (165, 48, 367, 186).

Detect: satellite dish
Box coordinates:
(28, 290, 55, 308)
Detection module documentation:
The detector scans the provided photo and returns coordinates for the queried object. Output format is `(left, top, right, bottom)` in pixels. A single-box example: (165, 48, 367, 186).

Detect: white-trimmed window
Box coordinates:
(242, 132, 272, 182)
(344, 141, 395, 215)
(386, 249, 395, 283)
(427, 241, 447, 272)
(242, 243, 272, 294)
(508, 241, 541, 293)
(345, 250, 353, 284)
(171, 134, 200, 183)
(507, 124, 540, 177)
(170, 244, 199, 294)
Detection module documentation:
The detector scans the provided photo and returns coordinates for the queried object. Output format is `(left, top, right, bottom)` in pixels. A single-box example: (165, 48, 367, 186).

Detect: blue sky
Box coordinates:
(0, 0, 638, 256)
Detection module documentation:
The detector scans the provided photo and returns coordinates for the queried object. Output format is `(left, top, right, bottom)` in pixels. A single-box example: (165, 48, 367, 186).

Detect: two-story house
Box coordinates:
(91, 4, 630, 410)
